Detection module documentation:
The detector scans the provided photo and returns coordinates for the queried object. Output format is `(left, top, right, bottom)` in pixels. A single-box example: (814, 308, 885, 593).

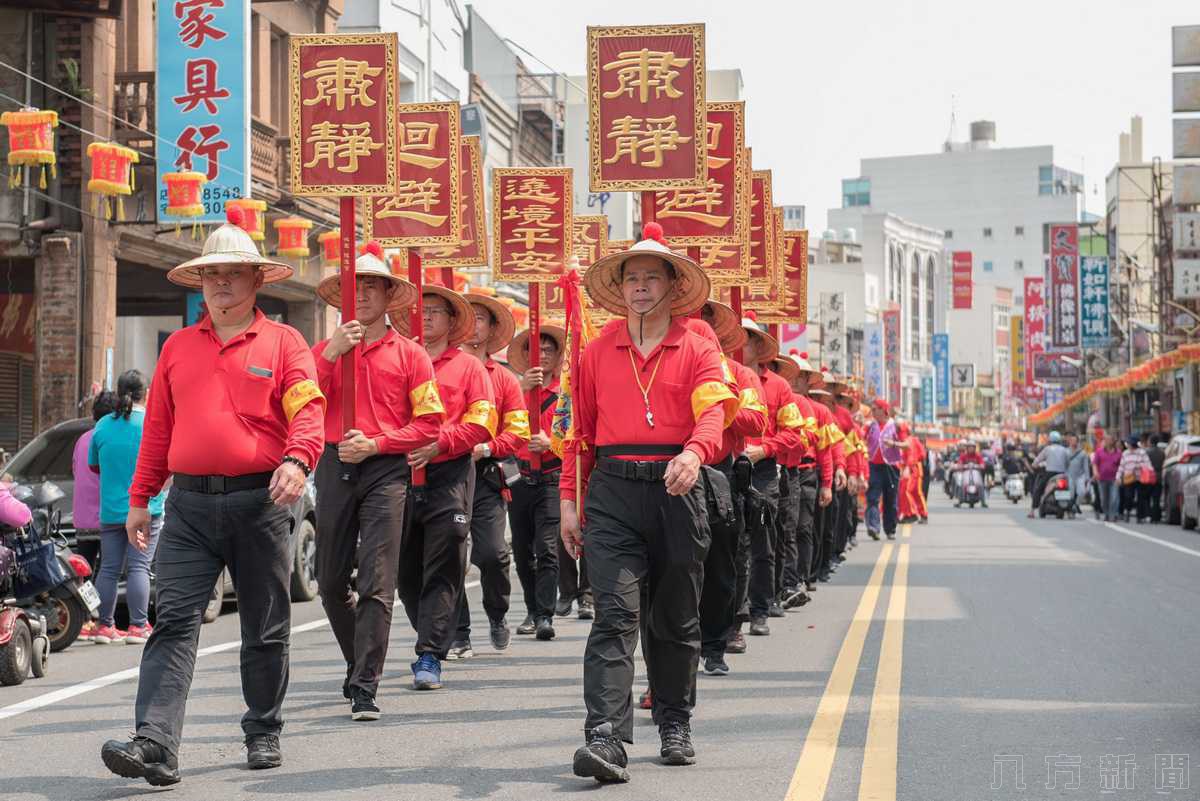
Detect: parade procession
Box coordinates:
(4, 3, 1200, 801)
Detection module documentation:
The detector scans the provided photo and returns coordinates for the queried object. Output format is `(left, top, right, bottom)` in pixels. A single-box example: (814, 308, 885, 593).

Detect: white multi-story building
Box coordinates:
(829, 121, 1083, 400)
(339, 0, 468, 102)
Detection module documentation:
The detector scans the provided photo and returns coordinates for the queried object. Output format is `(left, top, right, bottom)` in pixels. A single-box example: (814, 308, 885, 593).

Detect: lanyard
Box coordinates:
(627, 348, 664, 428)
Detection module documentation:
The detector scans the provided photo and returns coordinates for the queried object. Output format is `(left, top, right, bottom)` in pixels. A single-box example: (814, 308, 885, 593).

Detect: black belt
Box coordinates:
(597, 456, 670, 482)
(173, 472, 274, 494)
(713, 455, 734, 473)
(798, 461, 817, 470)
(518, 457, 561, 474)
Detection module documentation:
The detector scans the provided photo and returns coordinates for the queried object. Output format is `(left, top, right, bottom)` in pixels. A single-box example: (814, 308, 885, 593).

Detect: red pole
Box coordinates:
(408, 249, 425, 488)
(640, 191, 655, 229)
(338, 196, 357, 434)
(440, 266, 454, 290)
(529, 283, 542, 471)
(730, 286, 744, 365)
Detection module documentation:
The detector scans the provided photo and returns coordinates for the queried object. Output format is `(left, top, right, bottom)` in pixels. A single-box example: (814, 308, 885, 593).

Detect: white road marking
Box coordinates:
(0, 580, 481, 721)
(1103, 522, 1200, 558)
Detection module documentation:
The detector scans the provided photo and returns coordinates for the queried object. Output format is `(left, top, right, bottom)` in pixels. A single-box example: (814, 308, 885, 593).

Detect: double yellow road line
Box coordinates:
(783, 523, 912, 801)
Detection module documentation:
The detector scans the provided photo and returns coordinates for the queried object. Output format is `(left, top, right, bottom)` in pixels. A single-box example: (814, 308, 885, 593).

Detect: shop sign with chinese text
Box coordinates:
(882, 308, 901, 406)
(1049, 224, 1080, 349)
(1079, 255, 1110, 348)
(156, 0, 250, 222)
(951, 251, 972, 309)
(1023, 277, 1045, 400)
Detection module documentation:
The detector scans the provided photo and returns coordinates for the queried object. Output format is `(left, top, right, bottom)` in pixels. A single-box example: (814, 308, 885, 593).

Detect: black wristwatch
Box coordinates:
(282, 455, 311, 477)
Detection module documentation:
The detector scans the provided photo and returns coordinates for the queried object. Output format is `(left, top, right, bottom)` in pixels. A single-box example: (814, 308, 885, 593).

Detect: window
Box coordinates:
(1039, 164, 1083, 196)
(983, 227, 993, 238)
(1015, 225, 1024, 236)
(910, 252, 921, 360)
(944, 229, 953, 239)
(841, 177, 870, 207)
(983, 260, 994, 273)
(1015, 259, 1024, 271)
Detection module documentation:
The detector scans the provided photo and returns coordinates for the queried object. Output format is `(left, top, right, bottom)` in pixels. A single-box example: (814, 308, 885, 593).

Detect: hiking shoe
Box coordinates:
(489, 619, 511, 651)
(342, 665, 354, 700)
(101, 736, 180, 786)
(782, 587, 809, 609)
(93, 625, 126, 645)
(351, 688, 381, 721)
(516, 615, 537, 635)
(572, 722, 630, 783)
(659, 721, 696, 765)
(555, 597, 574, 617)
(445, 640, 473, 660)
(124, 624, 153, 644)
(412, 653, 442, 690)
(749, 617, 770, 636)
(577, 598, 594, 620)
(703, 655, 729, 676)
(245, 734, 282, 770)
(638, 688, 653, 709)
(726, 631, 747, 654)
(768, 601, 786, 618)
(536, 617, 556, 641)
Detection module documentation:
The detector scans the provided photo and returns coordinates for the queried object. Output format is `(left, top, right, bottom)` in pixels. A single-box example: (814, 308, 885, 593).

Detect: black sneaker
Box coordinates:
(659, 721, 696, 766)
(767, 601, 786, 618)
(782, 587, 809, 609)
(726, 631, 747, 654)
(445, 639, 473, 660)
(536, 617, 557, 641)
(489, 619, 511, 651)
(342, 664, 354, 699)
(555, 597, 574, 617)
(573, 722, 630, 783)
(703, 655, 729, 676)
(885, 533, 896, 540)
(516, 615, 537, 635)
(245, 734, 282, 770)
(577, 598, 594, 620)
(806, 581, 818, 592)
(101, 736, 180, 787)
(749, 617, 770, 636)
(351, 688, 381, 722)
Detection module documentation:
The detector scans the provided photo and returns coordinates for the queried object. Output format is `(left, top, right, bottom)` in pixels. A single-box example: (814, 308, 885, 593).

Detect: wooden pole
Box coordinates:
(529, 283, 542, 471)
(408, 249, 425, 488)
(730, 286, 744, 365)
(338, 196, 357, 434)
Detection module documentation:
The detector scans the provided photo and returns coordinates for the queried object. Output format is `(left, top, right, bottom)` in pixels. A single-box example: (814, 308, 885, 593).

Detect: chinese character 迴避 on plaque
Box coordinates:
(421, 135, 486, 266)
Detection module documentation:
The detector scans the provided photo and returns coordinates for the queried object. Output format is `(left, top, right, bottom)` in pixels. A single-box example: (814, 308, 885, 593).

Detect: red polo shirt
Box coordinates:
(561, 318, 737, 502)
(129, 309, 325, 507)
(312, 328, 442, 455)
(793, 393, 820, 466)
(518, 377, 562, 467)
(747, 368, 802, 463)
(483, 358, 530, 459)
(810, 399, 844, 487)
(430, 346, 495, 463)
(717, 358, 767, 462)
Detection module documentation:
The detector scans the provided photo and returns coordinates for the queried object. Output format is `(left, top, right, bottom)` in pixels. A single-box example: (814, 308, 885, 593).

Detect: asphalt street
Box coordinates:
(1, 492, 1198, 801)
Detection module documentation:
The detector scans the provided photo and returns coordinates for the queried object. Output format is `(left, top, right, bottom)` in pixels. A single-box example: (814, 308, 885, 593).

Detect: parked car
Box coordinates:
(1, 418, 319, 625)
(1161, 435, 1200, 524)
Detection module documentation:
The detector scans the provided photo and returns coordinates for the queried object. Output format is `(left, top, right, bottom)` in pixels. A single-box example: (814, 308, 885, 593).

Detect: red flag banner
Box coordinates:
(587, 23, 707, 191)
(492, 167, 573, 283)
(363, 101, 460, 246)
(289, 33, 399, 197)
(421, 134, 485, 266)
(1049, 223, 1080, 349)
(653, 101, 747, 245)
(951, 251, 973, 309)
(1024, 276, 1046, 400)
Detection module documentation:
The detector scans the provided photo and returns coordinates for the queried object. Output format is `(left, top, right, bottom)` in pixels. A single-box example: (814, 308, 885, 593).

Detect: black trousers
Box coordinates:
(1030, 468, 1049, 512)
(700, 460, 742, 658)
(820, 491, 838, 574)
(836, 488, 854, 554)
(456, 462, 512, 639)
(135, 486, 292, 754)
(746, 459, 780, 619)
(558, 540, 591, 605)
(508, 474, 560, 621)
(792, 468, 818, 586)
(583, 468, 709, 743)
(397, 456, 474, 659)
(315, 446, 409, 695)
(774, 467, 800, 598)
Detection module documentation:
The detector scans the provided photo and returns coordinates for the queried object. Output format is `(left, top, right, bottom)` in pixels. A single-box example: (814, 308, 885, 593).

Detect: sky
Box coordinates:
(465, 0, 1198, 233)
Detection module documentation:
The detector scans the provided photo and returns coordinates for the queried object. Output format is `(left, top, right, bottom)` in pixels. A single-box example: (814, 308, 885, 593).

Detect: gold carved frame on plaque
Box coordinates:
(490, 166, 574, 284)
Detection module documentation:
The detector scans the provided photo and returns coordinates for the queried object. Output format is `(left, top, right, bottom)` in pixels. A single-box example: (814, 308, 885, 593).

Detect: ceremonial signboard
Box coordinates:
(746, 168, 776, 292)
(687, 243, 749, 285)
(745, 205, 784, 311)
(491, 168, 573, 283)
(586, 24, 707, 191)
(289, 33, 398, 196)
(572, 215, 609, 268)
(883, 307, 902, 406)
(364, 102, 461, 246)
(755, 228, 807, 323)
(604, 239, 634, 256)
(652, 101, 747, 245)
(422, 135, 485, 266)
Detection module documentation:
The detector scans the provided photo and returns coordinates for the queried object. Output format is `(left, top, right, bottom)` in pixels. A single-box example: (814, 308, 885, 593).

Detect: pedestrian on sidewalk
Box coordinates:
(1145, 432, 1166, 523)
(101, 210, 325, 785)
(563, 225, 737, 782)
(311, 242, 441, 721)
(451, 290, 528, 656)
(90, 369, 167, 646)
(1115, 435, 1154, 523)
(865, 400, 904, 539)
(507, 321, 571, 638)
(72, 390, 116, 643)
(399, 283, 494, 692)
(1092, 434, 1122, 521)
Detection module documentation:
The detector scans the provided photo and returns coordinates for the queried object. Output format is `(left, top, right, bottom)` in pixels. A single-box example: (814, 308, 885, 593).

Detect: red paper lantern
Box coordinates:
(225, 198, 267, 243)
(162, 170, 207, 237)
(86, 142, 139, 221)
(318, 231, 340, 267)
(273, 217, 313, 269)
(1, 108, 58, 189)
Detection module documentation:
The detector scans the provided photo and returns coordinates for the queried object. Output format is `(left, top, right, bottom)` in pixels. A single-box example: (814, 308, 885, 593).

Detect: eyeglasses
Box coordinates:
(421, 308, 452, 319)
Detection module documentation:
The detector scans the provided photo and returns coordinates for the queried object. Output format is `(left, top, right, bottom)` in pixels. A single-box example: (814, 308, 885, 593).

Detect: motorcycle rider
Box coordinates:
(953, 440, 988, 508)
(1028, 431, 1071, 519)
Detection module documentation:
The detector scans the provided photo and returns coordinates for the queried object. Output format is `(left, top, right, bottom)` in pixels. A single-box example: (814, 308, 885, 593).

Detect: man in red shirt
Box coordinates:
(810, 371, 849, 580)
(832, 382, 867, 549)
(101, 211, 324, 785)
(400, 284, 495, 692)
(507, 322, 572, 638)
(780, 351, 823, 606)
(450, 290, 528, 656)
(566, 225, 736, 781)
(310, 243, 441, 722)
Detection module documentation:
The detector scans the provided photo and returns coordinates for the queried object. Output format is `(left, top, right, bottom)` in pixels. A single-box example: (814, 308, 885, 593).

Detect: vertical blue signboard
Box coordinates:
(932, 333, 950, 410)
(1079, 256, 1111, 348)
(921, 374, 934, 422)
(156, 0, 250, 223)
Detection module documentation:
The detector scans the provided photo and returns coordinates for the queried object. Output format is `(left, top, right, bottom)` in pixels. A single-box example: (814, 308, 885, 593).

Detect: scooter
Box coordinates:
(1038, 473, 1075, 519)
(0, 541, 49, 685)
(1004, 473, 1025, 504)
(6, 482, 100, 652)
(954, 466, 985, 508)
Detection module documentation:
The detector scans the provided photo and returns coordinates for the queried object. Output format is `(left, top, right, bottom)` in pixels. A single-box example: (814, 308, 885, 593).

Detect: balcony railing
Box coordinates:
(114, 71, 154, 154)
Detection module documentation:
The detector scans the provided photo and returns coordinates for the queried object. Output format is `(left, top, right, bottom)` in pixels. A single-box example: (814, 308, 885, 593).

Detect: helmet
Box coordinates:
(1049, 431, 1062, 444)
